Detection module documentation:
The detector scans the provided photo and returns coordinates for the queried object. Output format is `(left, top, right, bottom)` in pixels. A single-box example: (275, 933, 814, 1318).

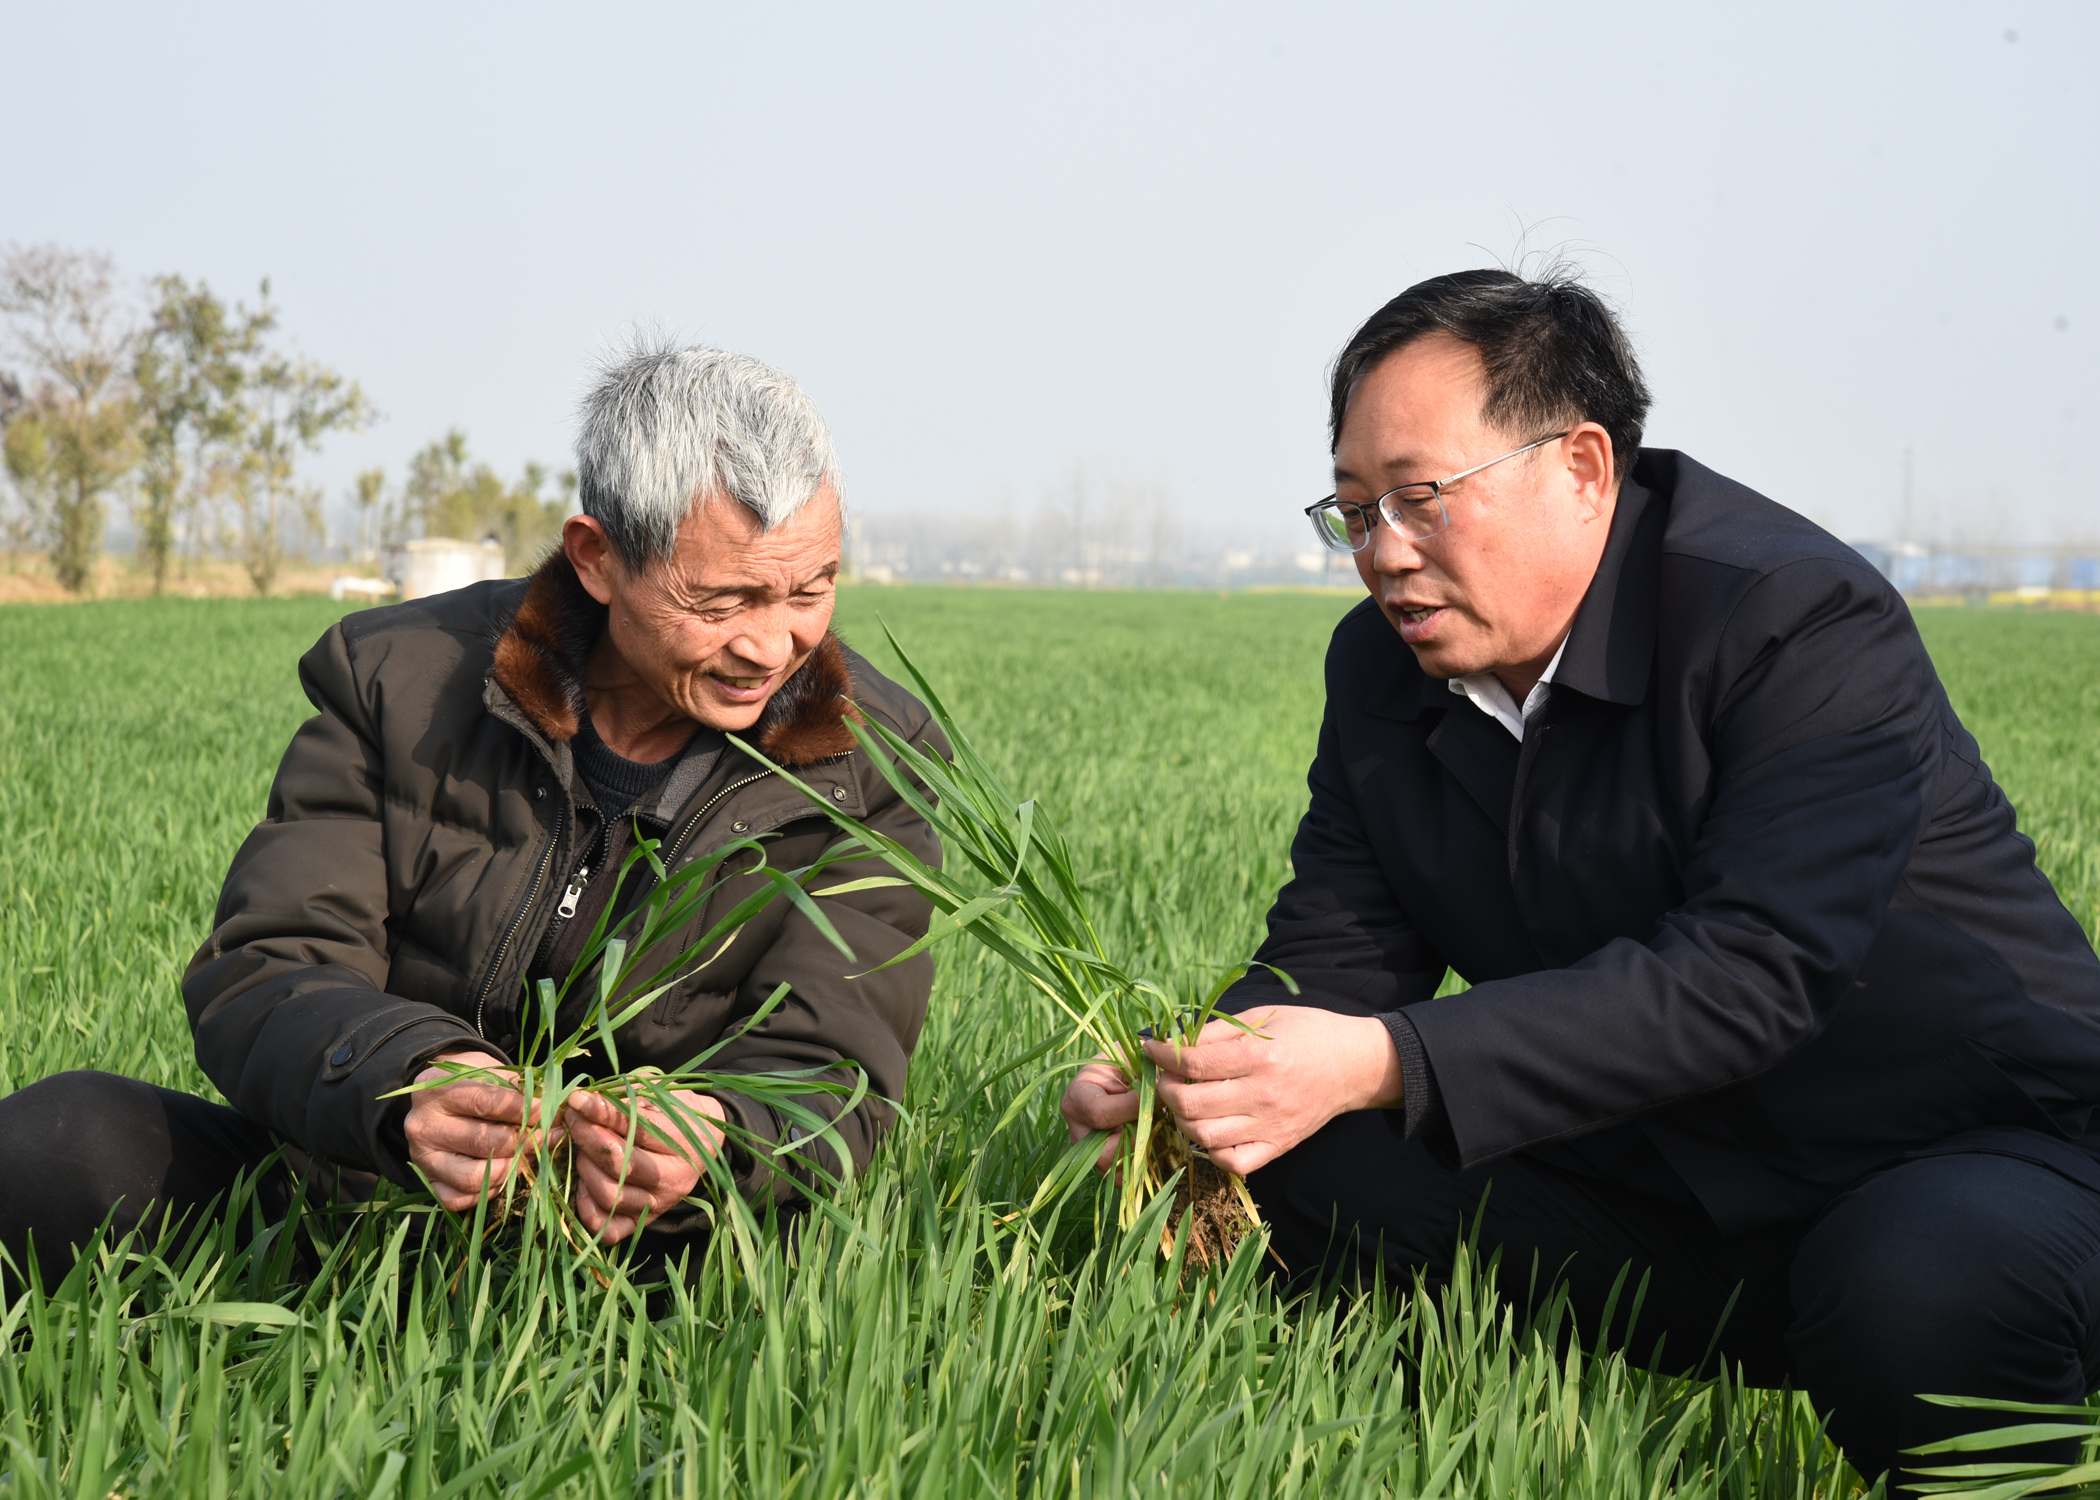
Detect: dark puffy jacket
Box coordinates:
(183, 551, 944, 1207)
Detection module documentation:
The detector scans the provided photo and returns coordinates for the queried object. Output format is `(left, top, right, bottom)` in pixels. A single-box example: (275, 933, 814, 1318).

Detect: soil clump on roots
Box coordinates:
(1148, 1126, 1264, 1273)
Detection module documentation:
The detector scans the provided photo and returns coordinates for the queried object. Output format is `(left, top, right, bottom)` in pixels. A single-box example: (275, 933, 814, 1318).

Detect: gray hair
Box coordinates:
(574, 340, 842, 569)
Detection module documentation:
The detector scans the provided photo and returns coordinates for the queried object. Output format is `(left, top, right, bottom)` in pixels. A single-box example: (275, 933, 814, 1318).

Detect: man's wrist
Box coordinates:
(1376, 1011, 1446, 1140)
(422, 1047, 506, 1075)
(1352, 1014, 1407, 1111)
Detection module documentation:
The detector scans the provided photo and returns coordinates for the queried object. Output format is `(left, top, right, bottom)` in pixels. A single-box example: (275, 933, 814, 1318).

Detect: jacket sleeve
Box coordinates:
(700, 717, 948, 1207)
(1222, 704, 1450, 1020)
(1404, 558, 1939, 1164)
(182, 622, 489, 1183)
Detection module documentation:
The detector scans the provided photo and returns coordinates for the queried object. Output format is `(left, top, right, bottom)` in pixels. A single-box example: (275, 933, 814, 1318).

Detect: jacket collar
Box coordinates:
(1550, 456, 1667, 708)
(488, 549, 862, 768)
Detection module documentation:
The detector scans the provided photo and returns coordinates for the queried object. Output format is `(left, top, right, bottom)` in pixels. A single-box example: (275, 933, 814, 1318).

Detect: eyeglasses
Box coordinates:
(1304, 432, 1570, 554)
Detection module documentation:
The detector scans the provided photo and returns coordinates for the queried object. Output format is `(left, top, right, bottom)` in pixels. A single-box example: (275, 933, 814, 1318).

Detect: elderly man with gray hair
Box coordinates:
(0, 343, 945, 1275)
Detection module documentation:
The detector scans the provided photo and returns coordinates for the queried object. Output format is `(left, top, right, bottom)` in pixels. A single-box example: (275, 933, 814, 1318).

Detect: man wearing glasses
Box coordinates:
(1064, 270, 2100, 1480)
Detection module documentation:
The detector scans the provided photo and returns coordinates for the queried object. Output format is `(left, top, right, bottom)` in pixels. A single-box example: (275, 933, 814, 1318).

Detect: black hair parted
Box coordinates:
(1328, 268, 1651, 475)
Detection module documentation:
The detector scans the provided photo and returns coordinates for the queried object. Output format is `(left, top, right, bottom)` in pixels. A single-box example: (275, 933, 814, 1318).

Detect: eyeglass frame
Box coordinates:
(1304, 430, 1572, 554)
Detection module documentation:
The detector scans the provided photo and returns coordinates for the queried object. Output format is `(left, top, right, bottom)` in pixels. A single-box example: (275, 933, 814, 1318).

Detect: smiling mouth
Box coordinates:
(715, 674, 769, 691)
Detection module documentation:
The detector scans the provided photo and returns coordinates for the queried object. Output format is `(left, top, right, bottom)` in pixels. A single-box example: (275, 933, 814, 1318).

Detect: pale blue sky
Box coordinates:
(6, 1, 2094, 544)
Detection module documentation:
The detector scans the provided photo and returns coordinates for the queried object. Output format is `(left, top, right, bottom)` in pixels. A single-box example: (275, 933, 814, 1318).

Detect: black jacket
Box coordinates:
(1226, 449, 2100, 1234)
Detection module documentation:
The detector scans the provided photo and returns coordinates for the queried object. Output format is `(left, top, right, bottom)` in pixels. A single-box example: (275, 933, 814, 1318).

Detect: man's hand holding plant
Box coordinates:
(1060, 1005, 1405, 1176)
(404, 1048, 726, 1243)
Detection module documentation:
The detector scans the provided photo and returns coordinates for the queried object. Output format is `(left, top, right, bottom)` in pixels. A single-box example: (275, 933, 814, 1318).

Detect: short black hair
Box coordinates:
(1328, 269, 1651, 477)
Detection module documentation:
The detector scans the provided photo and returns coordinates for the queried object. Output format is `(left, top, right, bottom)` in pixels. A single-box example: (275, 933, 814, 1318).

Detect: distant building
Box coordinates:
(1848, 538, 2100, 604)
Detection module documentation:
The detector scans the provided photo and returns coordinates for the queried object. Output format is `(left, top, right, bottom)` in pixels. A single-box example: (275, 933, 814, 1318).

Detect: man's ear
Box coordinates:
(1567, 424, 1616, 521)
(563, 515, 623, 606)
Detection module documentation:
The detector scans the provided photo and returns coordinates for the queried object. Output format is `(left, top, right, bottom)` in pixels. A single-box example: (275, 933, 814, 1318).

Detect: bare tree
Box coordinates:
(351, 467, 386, 564)
(0, 371, 34, 572)
(0, 245, 140, 592)
(229, 319, 372, 594)
(1145, 485, 1181, 588)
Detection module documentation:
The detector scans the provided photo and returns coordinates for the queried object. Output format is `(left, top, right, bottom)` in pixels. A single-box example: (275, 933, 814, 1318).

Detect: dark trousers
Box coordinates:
(0, 1071, 705, 1294)
(1247, 1109, 2100, 1484)
(0, 1071, 294, 1285)
(0, 1063, 310, 1285)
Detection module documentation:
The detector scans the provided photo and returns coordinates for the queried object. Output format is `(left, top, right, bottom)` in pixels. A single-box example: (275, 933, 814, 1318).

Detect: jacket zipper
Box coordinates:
(473, 801, 566, 1038)
(532, 809, 617, 974)
(556, 813, 617, 920)
(555, 865, 592, 919)
(523, 769, 775, 1014)
(485, 767, 775, 1041)
(663, 770, 774, 868)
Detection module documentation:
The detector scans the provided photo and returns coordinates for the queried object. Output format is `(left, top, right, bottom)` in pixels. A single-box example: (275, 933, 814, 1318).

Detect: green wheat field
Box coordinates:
(0, 589, 2095, 1499)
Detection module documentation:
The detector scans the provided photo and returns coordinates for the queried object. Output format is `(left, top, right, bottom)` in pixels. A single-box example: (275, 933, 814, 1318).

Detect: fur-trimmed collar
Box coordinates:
(490, 550, 862, 767)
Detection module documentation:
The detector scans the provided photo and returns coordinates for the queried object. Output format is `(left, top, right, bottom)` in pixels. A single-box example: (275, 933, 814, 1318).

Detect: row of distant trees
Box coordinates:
(0, 243, 570, 595)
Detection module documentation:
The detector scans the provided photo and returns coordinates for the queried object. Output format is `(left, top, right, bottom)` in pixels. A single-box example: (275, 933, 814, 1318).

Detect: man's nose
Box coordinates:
(727, 633, 791, 672)
(725, 606, 794, 670)
(1367, 517, 1425, 575)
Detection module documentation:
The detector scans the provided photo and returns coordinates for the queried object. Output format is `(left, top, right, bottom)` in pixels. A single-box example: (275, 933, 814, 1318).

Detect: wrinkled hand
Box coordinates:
(562, 1084, 727, 1244)
(405, 1049, 530, 1211)
(1062, 1058, 1140, 1171)
(1144, 1006, 1403, 1176)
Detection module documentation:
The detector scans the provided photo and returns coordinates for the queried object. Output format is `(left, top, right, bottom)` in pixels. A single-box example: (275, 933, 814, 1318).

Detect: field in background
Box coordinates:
(0, 554, 361, 607)
(0, 588, 2094, 1496)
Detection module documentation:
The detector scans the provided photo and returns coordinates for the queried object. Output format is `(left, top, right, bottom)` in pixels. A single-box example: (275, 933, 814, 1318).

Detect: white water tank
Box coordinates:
(385, 538, 510, 600)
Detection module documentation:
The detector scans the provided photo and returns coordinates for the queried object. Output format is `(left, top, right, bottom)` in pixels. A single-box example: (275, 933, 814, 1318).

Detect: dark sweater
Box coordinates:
(572, 714, 678, 820)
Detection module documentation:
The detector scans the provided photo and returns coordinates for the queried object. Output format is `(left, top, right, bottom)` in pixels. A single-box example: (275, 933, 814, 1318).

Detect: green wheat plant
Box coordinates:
(386, 822, 890, 1276)
(1898, 1397, 2100, 1499)
(738, 625, 1296, 1269)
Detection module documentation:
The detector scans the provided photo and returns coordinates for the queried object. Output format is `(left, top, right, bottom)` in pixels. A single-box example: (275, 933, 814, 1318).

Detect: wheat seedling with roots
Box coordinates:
(738, 627, 1295, 1271)
(389, 823, 895, 1278)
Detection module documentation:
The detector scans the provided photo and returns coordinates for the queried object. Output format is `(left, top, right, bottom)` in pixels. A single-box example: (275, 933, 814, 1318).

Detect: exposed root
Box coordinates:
(494, 1107, 580, 1226)
(481, 1114, 617, 1284)
(1146, 1126, 1263, 1274)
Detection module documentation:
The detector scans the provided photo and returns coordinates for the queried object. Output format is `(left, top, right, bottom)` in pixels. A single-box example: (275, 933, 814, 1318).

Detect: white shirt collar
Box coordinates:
(1446, 636, 1568, 742)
